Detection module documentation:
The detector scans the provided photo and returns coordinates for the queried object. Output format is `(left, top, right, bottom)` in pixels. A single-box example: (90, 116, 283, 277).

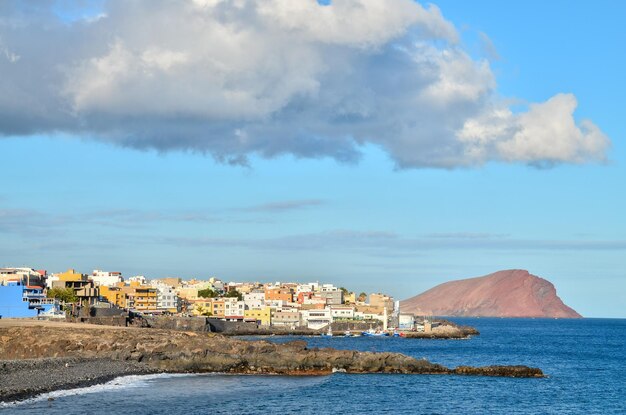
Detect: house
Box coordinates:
(127, 275, 147, 285)
(0, 267, 44, 286)
(329, 305, 355, 320)
(244, 306, 271, 325)
(91, 270, 124, 287)
(223, 297, 245, 320)
(369, 293, 394, 313)
(243, 291, 266, 310)
(0, 281, 56, 318)
(99, 285, 127, 309)
(51, 269, 100, 306)
(124, 284, 158, 312)
(319, 290, 343, 305)
(271, 310, 300, 328)
(296, 282, 319, 294)
(153, 284, 180, 313)
(211, 299, 225, 318)
(398, 313, 416, 330)
(153, 277, 182, 288)
(300, 308, 332, 330)
(265, 287, 293, 303)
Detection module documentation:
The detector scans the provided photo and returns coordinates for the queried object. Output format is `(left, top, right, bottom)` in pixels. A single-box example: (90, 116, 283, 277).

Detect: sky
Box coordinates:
(1, 0, 624, 317)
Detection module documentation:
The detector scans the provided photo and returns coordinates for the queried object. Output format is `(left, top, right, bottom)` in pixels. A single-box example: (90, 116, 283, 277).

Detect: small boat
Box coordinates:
(361, 328, 389, 337)
(344, 330, 353, 337)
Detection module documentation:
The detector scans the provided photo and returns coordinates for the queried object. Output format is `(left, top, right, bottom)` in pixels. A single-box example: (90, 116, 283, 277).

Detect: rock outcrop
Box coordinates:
(401, 269, 581, 318)
(0, 321, 543, 402)
(0, 324, 449, 375)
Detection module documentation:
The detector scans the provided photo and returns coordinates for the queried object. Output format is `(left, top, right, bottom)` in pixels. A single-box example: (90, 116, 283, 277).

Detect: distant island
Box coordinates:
(400, 269, 582, 318)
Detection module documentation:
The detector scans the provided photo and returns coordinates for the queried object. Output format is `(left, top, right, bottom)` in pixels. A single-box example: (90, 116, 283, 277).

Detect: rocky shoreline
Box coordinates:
(0, 321, 543, 403)
(0, 357, 155, 403)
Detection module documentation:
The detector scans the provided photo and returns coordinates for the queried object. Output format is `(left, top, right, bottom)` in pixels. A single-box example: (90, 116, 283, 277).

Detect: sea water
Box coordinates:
(2, 318, 624, 414)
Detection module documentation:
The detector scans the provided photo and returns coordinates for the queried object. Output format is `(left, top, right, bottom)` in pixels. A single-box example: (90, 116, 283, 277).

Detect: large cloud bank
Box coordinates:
(0, 0, 609, 167)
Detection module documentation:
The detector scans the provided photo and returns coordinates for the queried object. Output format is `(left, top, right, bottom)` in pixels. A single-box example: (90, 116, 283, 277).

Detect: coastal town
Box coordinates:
(0, 266, 543, 404)
(0, 266, 432, 334)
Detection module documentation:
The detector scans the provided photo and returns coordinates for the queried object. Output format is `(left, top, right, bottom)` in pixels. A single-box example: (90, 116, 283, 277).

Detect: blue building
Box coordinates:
(0, 281, 56, 318)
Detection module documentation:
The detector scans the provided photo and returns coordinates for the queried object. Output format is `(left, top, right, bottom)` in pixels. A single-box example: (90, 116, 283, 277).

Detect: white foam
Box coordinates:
(1, 373, 190, 407)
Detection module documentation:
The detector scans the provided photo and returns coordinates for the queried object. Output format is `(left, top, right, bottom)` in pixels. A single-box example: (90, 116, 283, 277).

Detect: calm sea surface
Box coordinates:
(2, 318, 625, 414)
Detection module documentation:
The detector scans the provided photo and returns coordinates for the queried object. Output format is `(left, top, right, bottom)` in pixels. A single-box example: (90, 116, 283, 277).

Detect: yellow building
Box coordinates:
(126, 286, 157, 311)
(190, 299, 213, 316)
(57, 269, 86, 282)
(99, 285, 127, 308)
(244, 307, 271, 326)
(177, 287, 199, 301)
(344, 292, 356, 304)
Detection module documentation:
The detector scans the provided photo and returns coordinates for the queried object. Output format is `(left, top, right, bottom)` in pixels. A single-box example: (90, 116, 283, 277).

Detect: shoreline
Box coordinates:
(0, 320, 543, 403)
(0, 357, 156, 403)
(0, 357, 543, 404)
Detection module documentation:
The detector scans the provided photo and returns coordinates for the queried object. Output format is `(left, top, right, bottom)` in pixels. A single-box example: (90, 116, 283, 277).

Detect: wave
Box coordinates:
(0, 373, 191, 408)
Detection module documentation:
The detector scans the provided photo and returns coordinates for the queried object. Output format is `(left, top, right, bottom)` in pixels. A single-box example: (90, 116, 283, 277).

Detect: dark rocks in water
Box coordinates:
(453, 365, 544, 378)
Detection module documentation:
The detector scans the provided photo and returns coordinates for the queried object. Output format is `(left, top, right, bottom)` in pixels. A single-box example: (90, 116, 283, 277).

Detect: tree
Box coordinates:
(198, 288, 217, 298)
(339, 287, 349, 294)
(357, 292, 367, 302)
(224, 289, 243, 301)
(47, 287, 77, 303)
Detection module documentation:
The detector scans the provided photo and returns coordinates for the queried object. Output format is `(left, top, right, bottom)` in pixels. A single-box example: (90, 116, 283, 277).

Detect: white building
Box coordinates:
(330, 305, 355, 320)
(360, 312, 385, 322)
(272, 310, 301, 328)
(296, 282, 319, 294)
(154, 284, 180, 312)
(265, 299, 286, 309)
(300, 308, 332, 330)
(224, 297, 245, 319)
(243, 291, 266, 310)
(91, 270, 123, 287)
(128, 275, 147, 285)
(320, 283, 338, 292)
(1, 267, 43, 285)
(398, 314, 416, 330)
(302, 296, 326, 306)
(45, 274, 59, 289)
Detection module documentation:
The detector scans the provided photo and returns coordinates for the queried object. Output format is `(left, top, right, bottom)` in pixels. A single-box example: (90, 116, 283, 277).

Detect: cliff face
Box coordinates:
(400, 269, 582, 318)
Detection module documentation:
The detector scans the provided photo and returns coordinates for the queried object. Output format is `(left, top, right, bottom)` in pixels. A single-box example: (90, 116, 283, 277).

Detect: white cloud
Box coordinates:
(498, 94, 609, 164)
(458, 94, 610, 165)
(0, 0, 610, 168)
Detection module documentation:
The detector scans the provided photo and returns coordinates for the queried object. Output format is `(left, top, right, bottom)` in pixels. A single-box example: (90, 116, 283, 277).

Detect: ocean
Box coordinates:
(2, 318, 624, 414)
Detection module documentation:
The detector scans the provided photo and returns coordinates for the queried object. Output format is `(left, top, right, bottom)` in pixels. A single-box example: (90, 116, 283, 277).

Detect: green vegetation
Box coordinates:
(46, 287, 77, 303)
(224, 289, 243, 301)
(357, 292, 367, 302)
(198, 288, 218, 298)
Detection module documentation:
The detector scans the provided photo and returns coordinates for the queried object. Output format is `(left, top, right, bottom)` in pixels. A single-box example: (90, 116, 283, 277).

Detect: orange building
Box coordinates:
(297, 292, 314, 304)
(211, 299, 225, 318)
(265, 287, 293, 303)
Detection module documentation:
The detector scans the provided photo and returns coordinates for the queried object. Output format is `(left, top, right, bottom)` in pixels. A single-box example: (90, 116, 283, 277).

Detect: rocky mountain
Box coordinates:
(400, 269, 581, 318)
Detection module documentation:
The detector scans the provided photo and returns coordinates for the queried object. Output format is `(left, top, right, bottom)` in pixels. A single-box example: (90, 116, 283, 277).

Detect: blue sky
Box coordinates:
(1, 1, 624, 317)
